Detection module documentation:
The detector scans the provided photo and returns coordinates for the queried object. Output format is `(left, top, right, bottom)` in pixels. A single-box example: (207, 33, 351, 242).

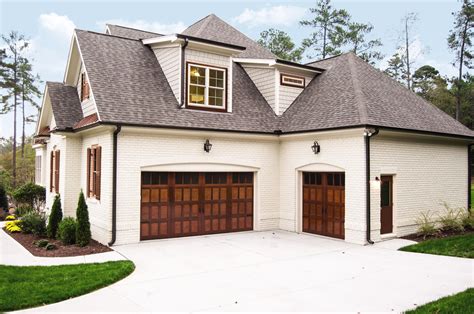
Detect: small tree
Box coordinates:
(47, 194, 62, 238)
(0, 184, 8, 211)
(76, 191, 91, 247)
(12, 182, 45, 212)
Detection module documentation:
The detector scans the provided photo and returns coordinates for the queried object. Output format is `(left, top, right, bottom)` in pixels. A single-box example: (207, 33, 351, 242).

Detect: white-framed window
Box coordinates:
(280, 74, 305, 88)
(187, 63, 226, 110)
(35, 156, 42, 184)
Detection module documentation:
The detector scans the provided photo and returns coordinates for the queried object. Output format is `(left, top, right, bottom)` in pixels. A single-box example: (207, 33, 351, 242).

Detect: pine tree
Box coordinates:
(47, 194, 63, 238)
(447, 0, 473, 121)
(76, 191, 91, 247)
(1, 32, 29, 187)
(384, 53, 407, 85)
(257, 28, 303, 62)
(343, 22, 383, 64)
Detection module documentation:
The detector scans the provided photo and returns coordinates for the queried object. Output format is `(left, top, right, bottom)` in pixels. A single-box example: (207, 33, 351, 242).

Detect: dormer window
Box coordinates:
(187, 63, 226, 111)
(280, 74, 305, 88)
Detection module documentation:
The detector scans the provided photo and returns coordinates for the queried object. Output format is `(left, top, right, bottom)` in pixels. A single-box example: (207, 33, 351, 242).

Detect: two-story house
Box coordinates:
(34, 14, 473, 246)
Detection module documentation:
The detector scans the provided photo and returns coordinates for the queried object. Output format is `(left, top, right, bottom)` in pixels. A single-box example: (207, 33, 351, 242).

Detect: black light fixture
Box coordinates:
(311, 141, 320, 154)
(204, 139, 212, 153)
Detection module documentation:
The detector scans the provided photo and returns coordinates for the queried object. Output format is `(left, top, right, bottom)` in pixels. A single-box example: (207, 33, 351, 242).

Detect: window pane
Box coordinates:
(190, 66, 206, 85)
(209, 88, 223, 106)
(209, 69, 224, 88)
(189, 85, 205, 104)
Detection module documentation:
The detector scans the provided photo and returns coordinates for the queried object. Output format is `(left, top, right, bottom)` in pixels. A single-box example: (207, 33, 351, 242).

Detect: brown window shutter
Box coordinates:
(55, 150, 60, 193)
(81, 73, 85, 101)
(96, 146, 101, 200)
(50, 151, 54, 192)
(85, 79, 90, 99)
(87, 148, 91, 197)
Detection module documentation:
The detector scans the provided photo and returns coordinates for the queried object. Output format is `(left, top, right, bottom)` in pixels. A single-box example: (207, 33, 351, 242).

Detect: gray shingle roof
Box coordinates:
(75, 29, 277, 133)
(182, 14, 276, 59)
(106, 24, 162, 40)
(46, 82, 83, 130)
(280, 52, 473, 137)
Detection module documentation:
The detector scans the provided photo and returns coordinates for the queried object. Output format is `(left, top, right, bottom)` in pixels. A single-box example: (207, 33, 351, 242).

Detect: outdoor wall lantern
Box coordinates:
(311, 141, 321, 154)
(204, 139, 212, 153)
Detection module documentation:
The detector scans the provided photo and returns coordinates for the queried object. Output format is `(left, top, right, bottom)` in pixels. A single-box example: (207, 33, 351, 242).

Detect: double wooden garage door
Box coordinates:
(140, 172, 253, 240)
(303, 172, 345, 239)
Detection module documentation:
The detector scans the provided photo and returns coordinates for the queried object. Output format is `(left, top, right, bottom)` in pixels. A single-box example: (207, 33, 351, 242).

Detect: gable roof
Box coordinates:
(181, 14, 276, 59)
(279, 52, 474, 138)
(106, 24, 162, 40)
(75, 29, 277, 133)
(46, 82, 83, 130)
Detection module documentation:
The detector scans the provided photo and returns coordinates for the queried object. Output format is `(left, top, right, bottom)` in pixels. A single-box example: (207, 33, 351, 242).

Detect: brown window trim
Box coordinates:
(185, 61, 228, 113)
(280, 73, 305, 88)
(50, 150, 60, 193)
(81, 72, 90, 101)
(87, 145, 102, 200)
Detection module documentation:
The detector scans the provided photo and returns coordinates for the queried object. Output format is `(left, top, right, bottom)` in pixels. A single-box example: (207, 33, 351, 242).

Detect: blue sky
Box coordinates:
(0, 0, 462, 139)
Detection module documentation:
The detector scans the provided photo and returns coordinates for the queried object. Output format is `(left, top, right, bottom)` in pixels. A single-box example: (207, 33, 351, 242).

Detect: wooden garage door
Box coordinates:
(302, 172, 345, 239)
(140, 172, 253, 240)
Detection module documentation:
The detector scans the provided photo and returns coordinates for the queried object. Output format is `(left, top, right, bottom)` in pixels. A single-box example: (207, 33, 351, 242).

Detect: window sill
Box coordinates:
(87, 197, 100, 205)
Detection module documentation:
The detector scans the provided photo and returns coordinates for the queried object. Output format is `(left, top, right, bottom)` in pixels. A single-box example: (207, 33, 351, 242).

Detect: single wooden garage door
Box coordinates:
(140, 172, 253, 240)
(302, 172, 345, 239)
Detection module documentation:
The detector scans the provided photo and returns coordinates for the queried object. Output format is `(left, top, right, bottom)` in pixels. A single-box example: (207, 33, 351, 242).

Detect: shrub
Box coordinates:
(76, 191, 91, 247)
(58, 217, 77, 245)
(12, 183, 46, 212)
(0, 184, 8, 212)
(21, 212, 46, 236)
(5, 220, 21, 233)
(463, 211, 474, 230)
(34, 239, 49, 248)
(438, 203, 465, 232)
(45, 243, 57, 250)
(415, 211, 438, 239)
(47, 195, 63, 238)
(16, 205, 33, 217)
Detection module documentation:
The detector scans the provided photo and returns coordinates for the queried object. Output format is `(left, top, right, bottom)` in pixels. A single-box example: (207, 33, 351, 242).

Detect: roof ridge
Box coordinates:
(75, 29, 141, 42)
(106, 24, 163, 36)
(306, 52, 351, 65)
(182, 13, 214, 35)
(347, 53, 368, 124)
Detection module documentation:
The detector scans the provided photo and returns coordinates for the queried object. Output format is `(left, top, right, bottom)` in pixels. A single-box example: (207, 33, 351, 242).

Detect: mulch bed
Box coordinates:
(3, 228, 111, 257)
(402, 229, 474, 242)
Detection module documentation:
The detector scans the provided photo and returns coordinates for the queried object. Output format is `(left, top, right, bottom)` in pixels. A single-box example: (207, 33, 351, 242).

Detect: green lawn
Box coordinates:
(406, 288, 474, 314)
(0, 260, 135, 311)
(400, 233, 474, 258)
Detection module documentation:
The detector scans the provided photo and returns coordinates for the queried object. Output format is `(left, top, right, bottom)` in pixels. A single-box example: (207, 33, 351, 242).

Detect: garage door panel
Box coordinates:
(303, 172, 345, 239)
(141, 172, 253, 240)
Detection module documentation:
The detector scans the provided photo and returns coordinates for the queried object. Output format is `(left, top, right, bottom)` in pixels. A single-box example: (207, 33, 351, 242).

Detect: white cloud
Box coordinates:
(233, 5, 306, 27)
(98, 19, 186, 35)
(39, 13, 76, 39)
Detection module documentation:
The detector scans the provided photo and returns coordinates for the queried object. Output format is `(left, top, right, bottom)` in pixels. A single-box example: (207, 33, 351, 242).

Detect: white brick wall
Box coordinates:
(279, 129, 367, 244)
(370, 132, 468, 241)
(115, 128, 280, 245)
(153, 46, 181, 102)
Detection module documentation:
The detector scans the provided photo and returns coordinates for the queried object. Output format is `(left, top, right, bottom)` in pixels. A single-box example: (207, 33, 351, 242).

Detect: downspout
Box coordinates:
(179, 38, 189, 108)
(108, 125, 122, 246)
(365, 127, 379, 245)
(469, 144, 473, 211)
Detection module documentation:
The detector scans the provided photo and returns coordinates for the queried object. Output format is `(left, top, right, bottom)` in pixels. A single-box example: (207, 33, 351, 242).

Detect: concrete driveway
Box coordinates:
(17, 230, 473, 312)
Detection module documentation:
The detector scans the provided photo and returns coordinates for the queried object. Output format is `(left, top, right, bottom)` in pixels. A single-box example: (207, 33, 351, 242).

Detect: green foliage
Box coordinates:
(47, 195, 62, 238)
(12, 182, 45, 211)
(462, 211, 474, 230)
(300, 0, 350, 59)
(341, 22, 383, 64)
(406, 288, 474, 314)
(58, 217, 77, 245)
(438, 203, 466, 232)
(0, 261, 135, 311)
(15, 205, 33, 216)
(45, 243, 57, 251)
(33, 239, 49, 248)
(257, 28, 303, 62)
(0, 184, 8, 211)
(400, 233, 474, 258)
(76, 191, 91, 247)
(20, 212, 46, 236)
(384, 53, 407, 85)
(414, 211, 439, 239)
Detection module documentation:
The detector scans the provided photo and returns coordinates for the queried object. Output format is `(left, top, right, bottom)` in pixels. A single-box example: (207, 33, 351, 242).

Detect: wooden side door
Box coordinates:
(380, 175, 393, 234)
